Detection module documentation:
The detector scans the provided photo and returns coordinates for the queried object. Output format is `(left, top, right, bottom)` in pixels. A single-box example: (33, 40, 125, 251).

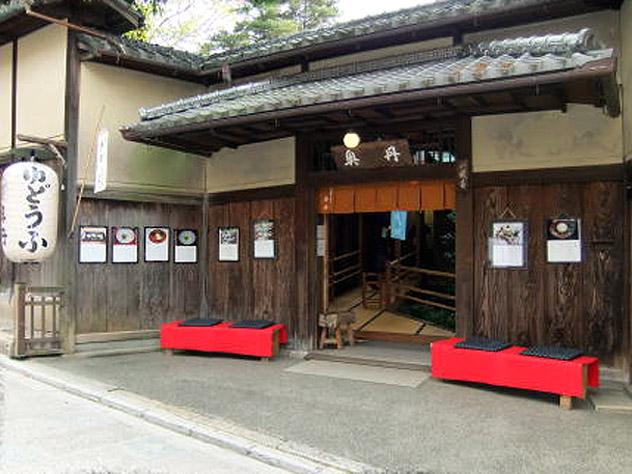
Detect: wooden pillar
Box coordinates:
(199, 192, 209, 317)
(295, 135, 318, 350)
(625, 161, 632, 383)
(60, 29, 81, 353)
(322, 213, 330, 312)
(455, 116, 474, 338)
(13, 282, 26, 357)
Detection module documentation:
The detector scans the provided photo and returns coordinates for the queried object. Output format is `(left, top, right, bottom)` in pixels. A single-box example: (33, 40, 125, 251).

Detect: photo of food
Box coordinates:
(177, 229, 197, 246)
(148, 228, 167, 244)
(493, 222, 523, 245)
(80, 227, 107, 243)
(547, 219, 579, 240)
(254, 220, 274, 241)
(220, 227, 238, 245)
(114, 227, 137, 245)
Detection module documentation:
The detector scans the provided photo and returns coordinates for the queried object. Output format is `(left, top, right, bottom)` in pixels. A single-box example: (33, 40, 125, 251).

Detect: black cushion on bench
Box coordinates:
(455, 337, 513, 352)
(520, 346, 583, 361)
(230, 320, 276, 329)
(179, 318, 223, 327)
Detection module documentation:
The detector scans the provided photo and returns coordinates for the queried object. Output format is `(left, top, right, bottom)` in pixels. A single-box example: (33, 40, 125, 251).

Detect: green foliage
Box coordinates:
(404, 303, 456, 332)
(202, 0, 339, 54)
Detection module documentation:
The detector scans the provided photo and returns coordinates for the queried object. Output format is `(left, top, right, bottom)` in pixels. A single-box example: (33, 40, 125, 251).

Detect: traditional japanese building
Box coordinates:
(1, 0, 631, 382)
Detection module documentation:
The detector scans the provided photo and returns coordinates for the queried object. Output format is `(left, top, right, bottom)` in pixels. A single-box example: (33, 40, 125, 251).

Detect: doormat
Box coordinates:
(285, 360, 427, 388)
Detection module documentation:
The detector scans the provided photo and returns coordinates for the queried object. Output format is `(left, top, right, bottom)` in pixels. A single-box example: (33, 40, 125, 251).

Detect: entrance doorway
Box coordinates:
(318, 181, 456, 349)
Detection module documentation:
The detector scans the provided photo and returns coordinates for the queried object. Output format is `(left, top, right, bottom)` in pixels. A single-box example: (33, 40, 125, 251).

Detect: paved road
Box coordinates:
(38, 351, 632, 473)
(0, 368, 287, 474)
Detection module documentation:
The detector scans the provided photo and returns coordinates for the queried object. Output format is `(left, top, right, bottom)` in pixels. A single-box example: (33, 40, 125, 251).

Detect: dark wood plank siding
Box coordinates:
(75, 199, 202, 334)
(473, 180, 625, 365)
(207, 197, 297, 336)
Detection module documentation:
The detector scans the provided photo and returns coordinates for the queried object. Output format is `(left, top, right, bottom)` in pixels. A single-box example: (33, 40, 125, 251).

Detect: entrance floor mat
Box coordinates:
(285, 360, 427, 387)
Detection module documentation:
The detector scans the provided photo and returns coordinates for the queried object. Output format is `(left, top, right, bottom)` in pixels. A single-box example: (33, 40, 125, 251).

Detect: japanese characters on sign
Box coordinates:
(331, 139, 413, 169)
(489, 220, 527, 268)
(1, 162, 59, 263)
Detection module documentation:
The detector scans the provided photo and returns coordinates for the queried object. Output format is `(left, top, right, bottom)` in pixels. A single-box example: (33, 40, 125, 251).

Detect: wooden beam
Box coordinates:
(16, 134, 68, 149)
(295, 135, 319, 350)
(473, 164, 624, 187)
(208, 184, 296, 206)
(60, 29, 82, 354)
(455, 115, 474, 338)
(307, 163, 455, 186)
(11, 39, 17, 149)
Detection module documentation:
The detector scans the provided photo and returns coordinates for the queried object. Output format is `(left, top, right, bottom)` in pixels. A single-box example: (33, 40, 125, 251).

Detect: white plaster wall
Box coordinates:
(309, 37, 453, 71)
(16, 24, 66, 145)
(206, 137, 295, 193)
(79, 62, 208, 194)
(472, 105, 622, 172)
(0, 43, 12, 152)
(464, 10, 620, 50)
(621, 0, 632, 161)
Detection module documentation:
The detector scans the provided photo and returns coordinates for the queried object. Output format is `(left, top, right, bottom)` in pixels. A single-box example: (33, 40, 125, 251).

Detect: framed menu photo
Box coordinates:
(144, 227, 170, 262)
(253, 219, 275, 259)
(218, 226, 239, 262)
(489, 220, 527, 268)
(546, 218, 582, 263)
(175, 229, 198, 263)
(79, 226, 108, 264)
(112, 226, 139, 264)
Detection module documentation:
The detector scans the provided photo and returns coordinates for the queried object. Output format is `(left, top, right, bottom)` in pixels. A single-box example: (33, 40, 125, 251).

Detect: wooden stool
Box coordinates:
(318, 311, 356, 349)
(362, 272, 386, 309)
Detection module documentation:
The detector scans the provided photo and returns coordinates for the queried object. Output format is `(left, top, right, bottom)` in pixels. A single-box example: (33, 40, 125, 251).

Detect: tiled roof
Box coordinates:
(0, 1, 25, 24)
(123, 29, 612, 136)
(0, 0, 142, 33)
(199, 0, 563, 70)
(77, 33, 203, 73)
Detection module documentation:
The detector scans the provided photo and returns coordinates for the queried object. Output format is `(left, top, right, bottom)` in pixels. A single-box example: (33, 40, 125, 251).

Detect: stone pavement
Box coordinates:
(10, 351, 632, 473)
(0, 369, 289, 474)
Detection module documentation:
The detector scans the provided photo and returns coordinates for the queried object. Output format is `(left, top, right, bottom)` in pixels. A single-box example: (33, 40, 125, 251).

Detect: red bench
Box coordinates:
(161, 321, 288, 360)
(431, 337, 599, 409)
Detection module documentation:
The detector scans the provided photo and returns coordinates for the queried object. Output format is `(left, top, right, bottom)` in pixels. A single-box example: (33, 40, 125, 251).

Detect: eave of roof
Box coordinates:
(197, 0, 622, 76)
(76, 32, 204, 82)
(122, 29, 618, 144)
(0, 0, 142, 40)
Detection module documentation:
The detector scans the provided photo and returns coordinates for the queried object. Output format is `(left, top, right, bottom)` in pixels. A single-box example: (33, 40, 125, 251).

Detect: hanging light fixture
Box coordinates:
(343, 130, 361, 149)
(1, 160, 59, 263)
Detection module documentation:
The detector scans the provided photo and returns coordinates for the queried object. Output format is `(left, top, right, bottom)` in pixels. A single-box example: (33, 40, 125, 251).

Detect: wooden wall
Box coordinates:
(472, 180, 625, 366)
(208, 197, 297, 337)
(75, 199, 202, 334)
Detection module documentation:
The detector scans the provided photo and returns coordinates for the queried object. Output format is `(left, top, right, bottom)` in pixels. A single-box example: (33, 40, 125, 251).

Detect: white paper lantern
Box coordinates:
(1, 162, 59, 262)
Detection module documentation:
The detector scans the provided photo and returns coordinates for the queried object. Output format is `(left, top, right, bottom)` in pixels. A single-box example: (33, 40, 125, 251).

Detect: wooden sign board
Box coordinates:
(331, 139, 413, 169)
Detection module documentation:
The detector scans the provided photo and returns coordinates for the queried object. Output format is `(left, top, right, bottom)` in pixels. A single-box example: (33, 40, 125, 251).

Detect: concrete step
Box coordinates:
(74, 337, 160, 358)
(589, 386, 632, 414)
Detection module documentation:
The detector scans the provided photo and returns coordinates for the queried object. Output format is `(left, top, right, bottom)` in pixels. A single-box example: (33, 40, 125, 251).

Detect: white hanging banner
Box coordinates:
(546, 218, 582, 263)
(112, 226, 139, 264)
(1, 162, 59, 263)
(174, 229, 198, 263)
(79, 226, 107, 263)
(94, 129, 109, 194)
(218, 227, 239, 262)
(145, 227, 170, 262)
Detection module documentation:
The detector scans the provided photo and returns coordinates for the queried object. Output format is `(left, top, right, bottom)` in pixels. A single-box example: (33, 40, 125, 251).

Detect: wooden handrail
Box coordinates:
(331, 250, 360, 262)
(330, 263, 362, 278)
(391, 282, 456, 301)
(389, 251, 417, 266)
(395, 292, 456, 312)
(390, 264, 455, 279)
(329, 269, 363, 286)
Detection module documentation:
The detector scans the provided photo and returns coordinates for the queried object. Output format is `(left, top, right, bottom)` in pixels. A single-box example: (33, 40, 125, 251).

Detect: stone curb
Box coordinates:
(0, 356, 379, 474)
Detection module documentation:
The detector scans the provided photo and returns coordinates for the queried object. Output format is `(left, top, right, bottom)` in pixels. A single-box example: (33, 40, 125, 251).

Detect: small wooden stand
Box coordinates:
(262, 330, 281, 361)
(318, 311, 356, 349)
